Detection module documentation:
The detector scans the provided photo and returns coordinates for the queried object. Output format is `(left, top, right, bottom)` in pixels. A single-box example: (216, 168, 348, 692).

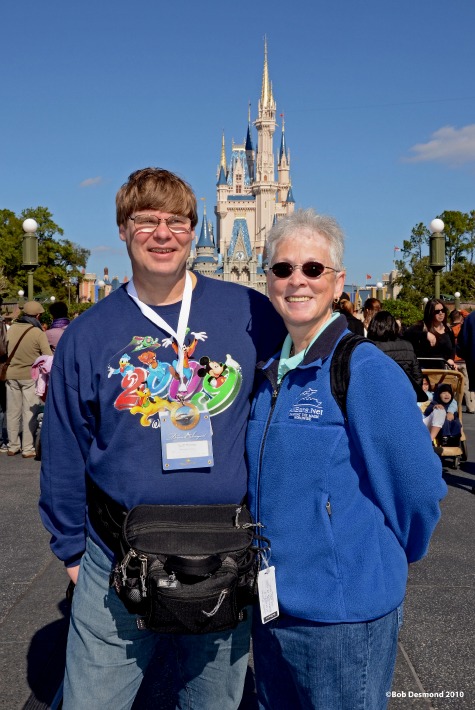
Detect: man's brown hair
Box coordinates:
(116, 167, 198, 228)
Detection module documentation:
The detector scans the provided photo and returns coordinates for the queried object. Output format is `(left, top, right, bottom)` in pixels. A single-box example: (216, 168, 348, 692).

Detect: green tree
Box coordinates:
(440, 261, 475, 301)
(394, 255, 434, 306)
(380, 299, 423, 328)
(438, 210, 471, 270)
(0, 207, 89, 301)
(395, 212, 475, 305)
(402, 223, 430, 261)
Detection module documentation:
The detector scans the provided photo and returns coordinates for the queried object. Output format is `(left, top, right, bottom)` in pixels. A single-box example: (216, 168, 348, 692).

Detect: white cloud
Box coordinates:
(80, 176, 103, 188)
(404, 124, 475, 166)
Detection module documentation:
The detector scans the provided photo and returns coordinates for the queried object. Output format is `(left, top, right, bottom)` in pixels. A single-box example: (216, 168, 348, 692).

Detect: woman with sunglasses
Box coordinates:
(404, 299, 456, 368)
(246, 209, 446, 710)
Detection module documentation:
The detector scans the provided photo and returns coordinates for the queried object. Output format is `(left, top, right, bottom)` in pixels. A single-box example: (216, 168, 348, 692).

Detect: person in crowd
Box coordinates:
(246, 209, 446, 710)
(424, 383, 461, 446)
(449, 309, 475, 413)
(417, 375, 445, 444)
(39, 167, 285, 710)
(5, 301, 52, 457)
(45, 301, 70, 352)
(362, 297, 381, 335)
(457, 309, 475, 407)
(367, 310, 424, 391)
(0, 298, 8, 452)
(404, 299, 455, 367)
(334, 294, 364, 336)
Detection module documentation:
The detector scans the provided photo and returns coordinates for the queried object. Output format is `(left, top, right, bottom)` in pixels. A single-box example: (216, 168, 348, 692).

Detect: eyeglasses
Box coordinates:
(266, 261, 339, 279)
(129, 214, 192, 234)
(434, 308, 445, 314)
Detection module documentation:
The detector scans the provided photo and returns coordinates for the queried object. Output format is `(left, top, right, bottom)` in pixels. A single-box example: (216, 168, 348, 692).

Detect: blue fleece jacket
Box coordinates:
(39, 276, 286, 567)
(246, 315, 447, 623)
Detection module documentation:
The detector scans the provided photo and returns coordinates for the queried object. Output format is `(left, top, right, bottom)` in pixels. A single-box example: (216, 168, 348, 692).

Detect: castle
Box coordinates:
(190, 40, 295, 294)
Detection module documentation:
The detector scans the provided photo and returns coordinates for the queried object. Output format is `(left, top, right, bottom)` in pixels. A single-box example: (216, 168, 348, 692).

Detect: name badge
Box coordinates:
(159, 403, 214, 470)
(258, 566, 280, 624)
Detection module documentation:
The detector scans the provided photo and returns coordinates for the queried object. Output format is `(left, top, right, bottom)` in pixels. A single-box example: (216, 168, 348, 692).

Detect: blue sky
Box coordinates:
(1, 0, 474, 288)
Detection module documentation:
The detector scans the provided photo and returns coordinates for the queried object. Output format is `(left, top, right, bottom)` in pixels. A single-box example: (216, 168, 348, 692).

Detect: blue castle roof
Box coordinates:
(227, 219, 252, 259)
(217, 165, 227, 186)
(196, 213, 215, 249)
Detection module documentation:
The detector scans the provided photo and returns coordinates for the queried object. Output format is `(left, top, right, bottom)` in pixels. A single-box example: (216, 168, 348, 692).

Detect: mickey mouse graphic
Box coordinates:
(197, 356, 228, 388)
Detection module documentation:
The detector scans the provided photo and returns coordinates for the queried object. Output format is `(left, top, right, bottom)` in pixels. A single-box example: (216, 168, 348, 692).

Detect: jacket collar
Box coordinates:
(301, 314, 348, 365)
(258, 314, 349, 386)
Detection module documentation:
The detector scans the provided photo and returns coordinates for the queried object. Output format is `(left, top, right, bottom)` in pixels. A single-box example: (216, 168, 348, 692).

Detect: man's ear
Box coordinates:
(119, 225, 127, 242)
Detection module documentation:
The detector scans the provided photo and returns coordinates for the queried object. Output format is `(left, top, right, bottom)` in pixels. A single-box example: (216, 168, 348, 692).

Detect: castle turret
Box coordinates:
(277, 114, 291, 202)
(193, 203, 218, 276)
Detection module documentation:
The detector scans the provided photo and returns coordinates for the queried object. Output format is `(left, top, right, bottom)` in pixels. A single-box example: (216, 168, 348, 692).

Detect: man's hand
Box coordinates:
(67, 565, 80, 585)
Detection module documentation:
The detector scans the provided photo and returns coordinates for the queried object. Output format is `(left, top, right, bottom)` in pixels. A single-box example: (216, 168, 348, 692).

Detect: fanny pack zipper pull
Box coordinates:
(139, 555, 148, 598)
(120, 548, 137, 584)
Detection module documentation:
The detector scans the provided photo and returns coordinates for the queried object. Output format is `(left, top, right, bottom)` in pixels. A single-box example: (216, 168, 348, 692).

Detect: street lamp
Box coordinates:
(22, 218, 39, 301)
(17, 289, 25, 307)
(97, 280, 105, 301)
(429, 218, 445, 300)
(454, 291, 461, 311)
(376, 282, 384, 301)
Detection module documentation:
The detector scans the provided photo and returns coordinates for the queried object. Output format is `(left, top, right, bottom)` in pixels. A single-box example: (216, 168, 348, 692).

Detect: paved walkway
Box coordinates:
(0, 421, 474, 709)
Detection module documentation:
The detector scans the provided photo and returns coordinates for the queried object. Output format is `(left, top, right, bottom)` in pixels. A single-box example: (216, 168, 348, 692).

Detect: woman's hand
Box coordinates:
(434, 404, 445, 410)
(446, 359, 456, 369)
(447, 412, 455, 421)
(67, 565, 80, 584)
(427, 332, 437, 346)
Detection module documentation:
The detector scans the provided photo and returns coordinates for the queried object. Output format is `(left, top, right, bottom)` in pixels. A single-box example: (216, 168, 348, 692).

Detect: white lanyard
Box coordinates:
(126, 271, 193, 391)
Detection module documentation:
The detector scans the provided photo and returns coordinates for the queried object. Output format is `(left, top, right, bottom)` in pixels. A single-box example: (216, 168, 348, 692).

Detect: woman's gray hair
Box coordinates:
(265, 208, 345, 271)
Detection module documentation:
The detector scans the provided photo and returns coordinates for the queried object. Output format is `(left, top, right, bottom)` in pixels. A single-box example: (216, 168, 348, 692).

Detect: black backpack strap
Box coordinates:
(330, 333, 368, 420)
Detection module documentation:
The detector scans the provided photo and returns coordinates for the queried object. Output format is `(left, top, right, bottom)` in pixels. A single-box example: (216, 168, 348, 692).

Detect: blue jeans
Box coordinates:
(63, 538, 251, 710)
(252, 607, 402, 710)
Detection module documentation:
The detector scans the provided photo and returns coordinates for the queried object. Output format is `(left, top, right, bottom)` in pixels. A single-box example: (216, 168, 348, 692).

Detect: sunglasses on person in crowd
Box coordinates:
(266, 261, 339, 279)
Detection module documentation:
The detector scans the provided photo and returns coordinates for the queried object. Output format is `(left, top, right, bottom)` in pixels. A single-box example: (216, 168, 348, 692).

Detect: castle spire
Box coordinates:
(260, 36, 274, 109)
(245, 102, 253, 151)
(220, 131, 226, 170)
(196, 199, 214, 249)
(279, 113, 288, 162)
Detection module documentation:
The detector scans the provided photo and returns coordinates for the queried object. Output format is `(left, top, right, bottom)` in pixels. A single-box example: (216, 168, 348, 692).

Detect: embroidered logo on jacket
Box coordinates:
(289, 387, 323, 421)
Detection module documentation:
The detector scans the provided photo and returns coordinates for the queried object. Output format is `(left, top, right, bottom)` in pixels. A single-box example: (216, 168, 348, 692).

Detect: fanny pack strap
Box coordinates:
(87, 476, 250, 558)
(86, 477, 127, 557)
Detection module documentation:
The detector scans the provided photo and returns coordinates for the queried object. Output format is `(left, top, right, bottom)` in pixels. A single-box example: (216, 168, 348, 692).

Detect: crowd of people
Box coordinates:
(2, 167, 473, 709)
(0, 299, 70, 457)
(337, 294, 475, 453)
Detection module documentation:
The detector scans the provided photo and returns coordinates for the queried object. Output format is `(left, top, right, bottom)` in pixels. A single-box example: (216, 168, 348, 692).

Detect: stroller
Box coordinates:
(421, 368, 468, 469)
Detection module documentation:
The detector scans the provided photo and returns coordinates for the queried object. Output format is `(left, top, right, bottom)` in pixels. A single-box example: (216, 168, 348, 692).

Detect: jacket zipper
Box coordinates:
(256, 371, 287, 526)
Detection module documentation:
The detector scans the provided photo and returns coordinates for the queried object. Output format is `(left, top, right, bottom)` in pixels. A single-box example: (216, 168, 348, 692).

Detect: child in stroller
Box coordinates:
(424, 383, 462, 447)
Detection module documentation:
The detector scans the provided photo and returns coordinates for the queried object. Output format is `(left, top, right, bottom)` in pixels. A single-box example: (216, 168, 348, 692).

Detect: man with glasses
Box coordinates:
(39, 167, 285, 709)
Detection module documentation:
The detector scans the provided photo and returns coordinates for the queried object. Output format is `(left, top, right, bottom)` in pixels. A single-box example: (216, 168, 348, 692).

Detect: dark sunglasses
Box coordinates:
(267, 261, 338, 279)
(434, 308, 445, 314)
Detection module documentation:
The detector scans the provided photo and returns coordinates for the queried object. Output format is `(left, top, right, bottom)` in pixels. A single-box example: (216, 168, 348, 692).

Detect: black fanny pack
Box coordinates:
(88, 482, 267, 635)
(111, 503, 265, 635)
